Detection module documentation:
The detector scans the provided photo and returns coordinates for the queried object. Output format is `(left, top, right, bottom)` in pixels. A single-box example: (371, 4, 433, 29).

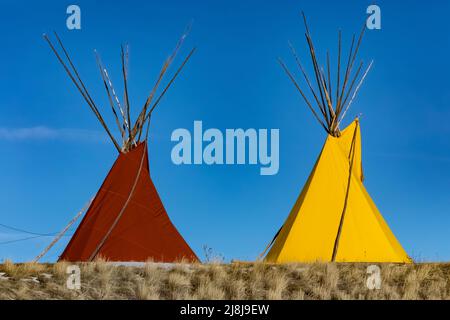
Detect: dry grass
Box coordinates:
(0, 261, 449, 300)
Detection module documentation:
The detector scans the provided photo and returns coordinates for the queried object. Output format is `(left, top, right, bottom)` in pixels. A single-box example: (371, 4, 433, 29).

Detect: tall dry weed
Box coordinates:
(0, 261, 449, 300)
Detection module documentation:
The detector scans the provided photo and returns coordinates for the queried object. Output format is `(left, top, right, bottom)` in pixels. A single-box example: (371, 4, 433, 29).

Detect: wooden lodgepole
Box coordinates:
(33, 198, 93, 263)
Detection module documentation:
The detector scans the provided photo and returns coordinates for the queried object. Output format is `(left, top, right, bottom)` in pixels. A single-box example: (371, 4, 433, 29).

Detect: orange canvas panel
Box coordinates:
(59, 142, 198, 262)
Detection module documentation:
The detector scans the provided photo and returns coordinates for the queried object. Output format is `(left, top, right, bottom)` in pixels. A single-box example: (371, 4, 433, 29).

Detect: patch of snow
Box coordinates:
(106, 261, 194, 272)
(21, 277, 40, 284)
(0, 272, 10, 281)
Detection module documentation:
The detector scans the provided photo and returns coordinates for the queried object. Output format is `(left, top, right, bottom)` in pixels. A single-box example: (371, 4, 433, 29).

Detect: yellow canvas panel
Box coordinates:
(335, 176, 410, 262)
(336, 120, 363, 182)
(265, 120, 411, 263)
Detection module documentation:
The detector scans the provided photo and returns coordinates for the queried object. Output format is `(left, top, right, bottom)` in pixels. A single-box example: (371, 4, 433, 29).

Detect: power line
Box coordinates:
(0, 233, 74, 246)
(0, 222, 77, 237)
(0, 235, 50, 245)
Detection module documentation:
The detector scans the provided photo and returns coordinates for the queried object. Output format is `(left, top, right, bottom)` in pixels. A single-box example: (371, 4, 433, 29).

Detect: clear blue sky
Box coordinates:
(0, 0, 449, 262)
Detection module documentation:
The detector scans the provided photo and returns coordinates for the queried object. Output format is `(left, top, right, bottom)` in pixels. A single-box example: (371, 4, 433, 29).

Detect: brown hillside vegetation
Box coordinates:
(0, 260, 449, 300)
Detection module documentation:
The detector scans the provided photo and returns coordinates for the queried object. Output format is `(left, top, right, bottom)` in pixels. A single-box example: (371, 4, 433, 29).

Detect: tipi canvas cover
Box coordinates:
(41, 29, 198, 262)
(264, 14, 411, 263)
(265, 120, 411, 263)
(60, 142, 198, 262)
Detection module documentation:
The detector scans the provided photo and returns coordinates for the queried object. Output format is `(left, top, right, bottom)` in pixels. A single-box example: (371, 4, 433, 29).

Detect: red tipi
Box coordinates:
(60, 142, 197, 262)
(40, 30, 198, 262)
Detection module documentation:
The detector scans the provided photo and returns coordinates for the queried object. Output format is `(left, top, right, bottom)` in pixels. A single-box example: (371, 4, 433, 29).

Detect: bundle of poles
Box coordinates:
(279, 12, 373, 137)
(43, 25, 195, 152)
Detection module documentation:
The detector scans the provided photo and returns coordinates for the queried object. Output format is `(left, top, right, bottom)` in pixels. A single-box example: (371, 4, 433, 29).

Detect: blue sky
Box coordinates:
(0, 0, 449, 262)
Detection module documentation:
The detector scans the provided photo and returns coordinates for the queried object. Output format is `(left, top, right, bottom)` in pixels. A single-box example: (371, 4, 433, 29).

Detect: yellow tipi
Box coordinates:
(264, 14, 411, 263)
(265, 120, 411, 263)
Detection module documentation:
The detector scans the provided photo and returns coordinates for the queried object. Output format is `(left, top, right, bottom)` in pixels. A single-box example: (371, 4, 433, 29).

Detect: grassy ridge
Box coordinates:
(0, 260, 449, 299)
